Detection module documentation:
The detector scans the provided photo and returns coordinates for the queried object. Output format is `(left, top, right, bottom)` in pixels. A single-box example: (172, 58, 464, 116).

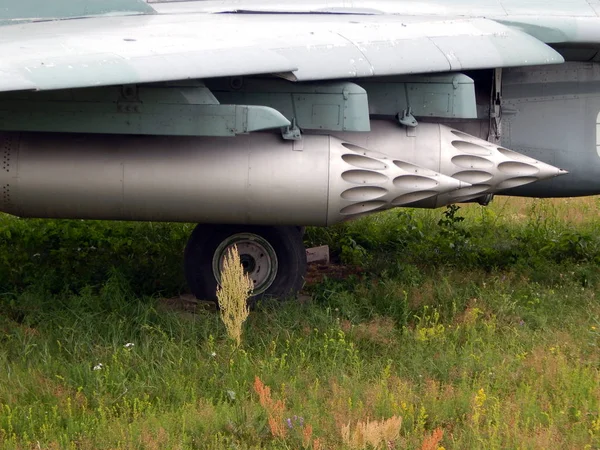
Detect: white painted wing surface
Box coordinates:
(150, 0, 600, 18)
(0, 13, 564, 92)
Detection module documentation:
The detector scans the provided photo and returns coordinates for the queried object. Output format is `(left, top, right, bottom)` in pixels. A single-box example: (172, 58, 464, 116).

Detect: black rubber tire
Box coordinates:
(184, 224, 307, 303)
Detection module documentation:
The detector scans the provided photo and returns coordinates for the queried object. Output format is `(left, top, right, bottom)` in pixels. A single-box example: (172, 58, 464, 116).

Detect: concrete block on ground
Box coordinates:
(306, 245, 330, 264)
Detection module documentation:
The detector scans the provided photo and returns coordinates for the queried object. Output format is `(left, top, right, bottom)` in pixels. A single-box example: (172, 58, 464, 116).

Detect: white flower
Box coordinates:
(124, 343, 135, 348)
(226, 390, 236, 401)
(210, 351, 216, 357)
(93, 363, 103, 371)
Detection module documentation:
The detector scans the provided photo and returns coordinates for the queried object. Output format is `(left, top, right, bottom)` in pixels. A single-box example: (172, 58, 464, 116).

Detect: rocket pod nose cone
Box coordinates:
(437, 128, 569, 203)
(327, 139, 471, 223)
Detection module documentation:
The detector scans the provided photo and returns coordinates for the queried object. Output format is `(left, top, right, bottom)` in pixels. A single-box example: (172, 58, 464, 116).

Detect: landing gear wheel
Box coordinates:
(184, 225, 307, 304)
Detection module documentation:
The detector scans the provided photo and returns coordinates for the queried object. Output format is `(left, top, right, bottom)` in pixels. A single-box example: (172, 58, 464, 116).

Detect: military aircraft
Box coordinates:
(0, 0, 598, 301)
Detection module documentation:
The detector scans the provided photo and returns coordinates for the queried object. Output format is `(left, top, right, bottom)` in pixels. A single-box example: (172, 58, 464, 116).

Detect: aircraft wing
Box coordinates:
(0, 12, 563, 92)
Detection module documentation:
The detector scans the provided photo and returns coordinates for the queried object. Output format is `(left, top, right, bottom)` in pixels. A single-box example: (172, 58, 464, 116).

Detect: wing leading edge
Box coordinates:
(0, 13, 563, 92)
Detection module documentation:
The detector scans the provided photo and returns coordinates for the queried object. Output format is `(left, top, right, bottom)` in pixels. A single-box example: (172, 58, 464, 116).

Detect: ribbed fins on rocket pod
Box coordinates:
(326, 138, 471, 224)
(403, 127, 567, 208)
(328, 121, 567, 209)
(433, 127, 567, 204)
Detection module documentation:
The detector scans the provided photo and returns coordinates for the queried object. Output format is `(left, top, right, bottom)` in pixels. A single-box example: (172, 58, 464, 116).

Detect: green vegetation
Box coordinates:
(0, 197, 599, 449)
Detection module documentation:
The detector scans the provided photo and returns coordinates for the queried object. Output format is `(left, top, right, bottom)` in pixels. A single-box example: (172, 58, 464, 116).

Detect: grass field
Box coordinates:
(0, 196, 599, 449)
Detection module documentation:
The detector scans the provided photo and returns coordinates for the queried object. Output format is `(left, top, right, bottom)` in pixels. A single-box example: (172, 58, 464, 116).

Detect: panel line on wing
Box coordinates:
(334, 31, 375, 77)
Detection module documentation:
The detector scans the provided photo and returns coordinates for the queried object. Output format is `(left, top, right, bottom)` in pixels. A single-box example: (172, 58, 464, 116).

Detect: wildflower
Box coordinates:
(254, 377, 287, 438)
(226, 390, 236, 401)
(210, 351, 217, 357)
(124, 342, 135, 348)
(286, 418, 293, 429)
(302, 424, 314, 448)
(592, 326, 597, 331)
(420, 428, 444, 450)
(93, 363, 103, 371)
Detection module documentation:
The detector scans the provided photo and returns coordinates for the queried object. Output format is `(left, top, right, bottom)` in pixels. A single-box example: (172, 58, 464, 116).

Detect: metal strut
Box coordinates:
(488, 68, 503, 144)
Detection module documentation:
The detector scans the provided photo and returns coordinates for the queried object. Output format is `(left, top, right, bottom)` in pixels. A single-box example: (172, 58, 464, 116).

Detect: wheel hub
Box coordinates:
(212, 233, 278, 295)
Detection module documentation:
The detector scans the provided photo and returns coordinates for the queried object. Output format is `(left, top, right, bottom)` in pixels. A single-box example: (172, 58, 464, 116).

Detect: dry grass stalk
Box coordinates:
(420, 427, 444, 450)
(140, 426, 168, 450)
(253, 376, 287, 438)
(216, 245, 253, 346)
(340, 415, 402, 449)
(302, 423, 313, 448)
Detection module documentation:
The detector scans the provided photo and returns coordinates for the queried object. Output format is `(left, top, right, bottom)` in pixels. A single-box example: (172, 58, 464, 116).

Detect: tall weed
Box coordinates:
(217, 245, 253, 347)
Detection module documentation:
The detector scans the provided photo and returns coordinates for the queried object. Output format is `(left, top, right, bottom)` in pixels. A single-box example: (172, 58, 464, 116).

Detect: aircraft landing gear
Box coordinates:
(184, 224, 307, 304)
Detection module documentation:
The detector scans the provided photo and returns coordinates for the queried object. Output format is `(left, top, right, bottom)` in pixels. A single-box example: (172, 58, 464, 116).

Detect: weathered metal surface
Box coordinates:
(208, 79, 370, 132)
(326, 139, 467, 223)
(149, 1, 600, 49)
(498, 61, 600, 197)
(0, 13, 562, 92)
(359, 74, 477, 119)
(327, 120, 567, 206)
(0, 85, 290, 136)
(0, 132, 466, 225)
